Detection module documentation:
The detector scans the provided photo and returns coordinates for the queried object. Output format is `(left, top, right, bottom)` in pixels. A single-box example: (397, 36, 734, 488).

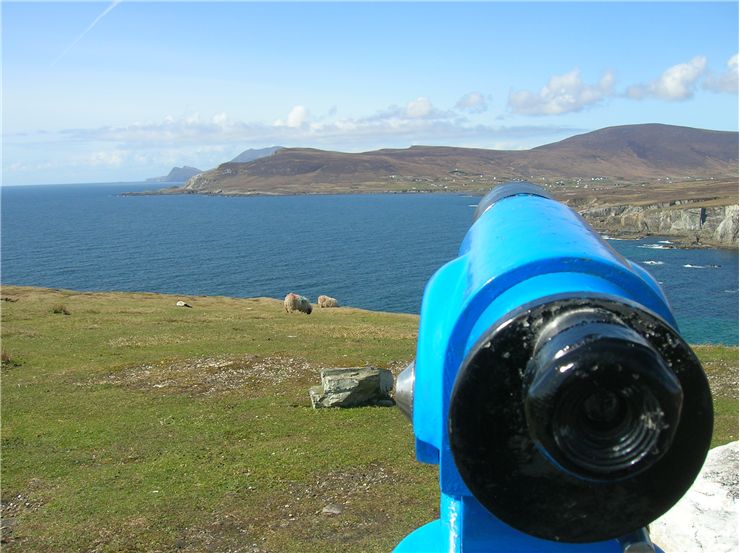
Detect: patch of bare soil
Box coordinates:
(176, 515, 260, 553)
(177, 463, 404, 553)
(1, 479, 48, 549)
(84, 355, 315, 397)
(703, 359, 740, 400)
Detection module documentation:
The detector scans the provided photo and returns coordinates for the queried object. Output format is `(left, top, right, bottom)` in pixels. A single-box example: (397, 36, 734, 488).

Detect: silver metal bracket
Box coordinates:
(619, 528, 656, 553)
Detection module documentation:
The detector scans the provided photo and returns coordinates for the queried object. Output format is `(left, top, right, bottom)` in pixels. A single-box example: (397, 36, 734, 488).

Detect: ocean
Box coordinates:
(2, 182, 738, 345)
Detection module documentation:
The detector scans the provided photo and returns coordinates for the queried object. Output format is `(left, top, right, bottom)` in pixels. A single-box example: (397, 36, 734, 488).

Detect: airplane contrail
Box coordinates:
(51, 0, 123, 66)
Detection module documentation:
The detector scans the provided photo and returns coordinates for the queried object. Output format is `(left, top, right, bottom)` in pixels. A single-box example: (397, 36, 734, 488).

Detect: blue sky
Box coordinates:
(2, 1, 738, 185)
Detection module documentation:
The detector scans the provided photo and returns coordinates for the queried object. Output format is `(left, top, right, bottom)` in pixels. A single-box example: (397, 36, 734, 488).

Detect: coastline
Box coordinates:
(2, 283, 737, 347)
(590, 226, 738, 250)
(121, 185, 739, 250)
(3, 284, 738, 346)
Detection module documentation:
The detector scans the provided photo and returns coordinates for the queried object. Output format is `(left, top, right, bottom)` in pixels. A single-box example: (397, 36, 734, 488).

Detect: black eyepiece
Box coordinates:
(524, 309, 683, 480)
(448, 295, 712, 542)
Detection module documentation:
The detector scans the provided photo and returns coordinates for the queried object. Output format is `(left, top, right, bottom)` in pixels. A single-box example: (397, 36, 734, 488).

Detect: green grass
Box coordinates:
(693, 344, 740, 447)
(1, 286, 737, 552)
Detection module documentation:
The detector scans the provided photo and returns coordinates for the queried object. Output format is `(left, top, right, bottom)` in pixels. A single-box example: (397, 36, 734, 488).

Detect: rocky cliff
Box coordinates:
(581, 202, 739, 247)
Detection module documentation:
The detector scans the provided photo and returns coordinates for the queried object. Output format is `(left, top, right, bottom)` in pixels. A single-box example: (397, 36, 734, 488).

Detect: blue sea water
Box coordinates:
(2, 182, 738, 345)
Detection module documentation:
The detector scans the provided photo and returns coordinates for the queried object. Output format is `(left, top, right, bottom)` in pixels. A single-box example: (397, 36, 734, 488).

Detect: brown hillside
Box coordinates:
(531, 124, 738, 175)
(179, 124, 738, 198)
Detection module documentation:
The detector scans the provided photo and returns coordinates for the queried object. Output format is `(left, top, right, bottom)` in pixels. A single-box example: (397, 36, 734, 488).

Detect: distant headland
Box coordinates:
(145, 166, 202, 183)
(127, 124, 739, 247)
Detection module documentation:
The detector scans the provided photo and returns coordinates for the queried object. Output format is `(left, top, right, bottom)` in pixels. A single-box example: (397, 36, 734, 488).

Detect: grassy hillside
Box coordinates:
(2, 286, 737, 552)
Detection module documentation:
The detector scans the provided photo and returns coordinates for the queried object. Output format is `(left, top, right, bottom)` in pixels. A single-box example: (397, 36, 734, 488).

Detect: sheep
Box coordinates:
(317, 295, 338, 308)
(284, 293, 312, 314)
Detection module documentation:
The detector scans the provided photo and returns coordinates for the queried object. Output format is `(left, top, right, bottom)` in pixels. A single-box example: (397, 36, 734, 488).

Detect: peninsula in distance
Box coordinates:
(145, 165, 202, 183)
(134, 124, 739, 246)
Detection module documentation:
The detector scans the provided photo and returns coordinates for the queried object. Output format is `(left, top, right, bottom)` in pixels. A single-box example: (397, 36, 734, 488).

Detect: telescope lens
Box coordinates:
(583, 389, 623, 427)
(551, 376, 663, 475)
(524, 313, 683, 480)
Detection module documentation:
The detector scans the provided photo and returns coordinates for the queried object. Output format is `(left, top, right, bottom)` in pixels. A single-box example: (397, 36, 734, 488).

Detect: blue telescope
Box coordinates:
(394, 183, 713, 553)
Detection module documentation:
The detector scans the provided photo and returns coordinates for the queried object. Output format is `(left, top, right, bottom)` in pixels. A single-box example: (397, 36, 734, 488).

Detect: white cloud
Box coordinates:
(508, 68, 615, 115)
(44, 106, 580, 151)
(212, 112, 228, 126)
(8, 161, 29, 172)
(60, 113, 252, 145)
(4, 150, 126, 174)
(275, 105, 310, 128)
(455, 91, 488, 113)
(185, 112, 201, 125)
(357, 96, 455, 124)
(627, 56, 707, 101)
(87, 151, 125, 167)
(405, 96, 433, 118)
(704, 53, 738, 94)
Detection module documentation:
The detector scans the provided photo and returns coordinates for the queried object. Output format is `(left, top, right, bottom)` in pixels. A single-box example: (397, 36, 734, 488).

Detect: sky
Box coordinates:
(2, 1, 738, 185)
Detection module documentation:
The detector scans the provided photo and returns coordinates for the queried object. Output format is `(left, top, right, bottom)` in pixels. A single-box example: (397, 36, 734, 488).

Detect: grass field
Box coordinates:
(2, 285, 737, 553)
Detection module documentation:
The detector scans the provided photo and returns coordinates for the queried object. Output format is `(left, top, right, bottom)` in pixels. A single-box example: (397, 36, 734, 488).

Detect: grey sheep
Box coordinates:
(284, 293, 312, 314)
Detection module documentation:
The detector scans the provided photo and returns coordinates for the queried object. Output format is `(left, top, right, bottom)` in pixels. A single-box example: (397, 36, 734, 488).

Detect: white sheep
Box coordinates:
(317, 295, 338, 308)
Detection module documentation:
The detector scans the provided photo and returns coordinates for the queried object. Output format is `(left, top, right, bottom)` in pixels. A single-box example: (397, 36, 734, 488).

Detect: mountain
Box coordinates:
(530, 124, 737, 176)
(230, 146, 283, 163)
(179, 124, 737, 198)
(146, 166, 202, 183)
